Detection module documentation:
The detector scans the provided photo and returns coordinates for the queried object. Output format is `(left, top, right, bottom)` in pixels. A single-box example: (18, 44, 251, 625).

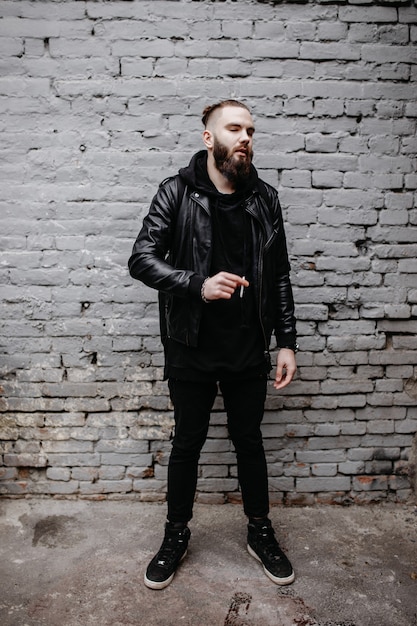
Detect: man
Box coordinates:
(128, 100, 298, 590)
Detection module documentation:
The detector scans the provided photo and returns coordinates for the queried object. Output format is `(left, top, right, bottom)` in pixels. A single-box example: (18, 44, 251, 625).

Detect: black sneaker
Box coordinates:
(247, 518, 295, 585)
(144, 522, 191, 590)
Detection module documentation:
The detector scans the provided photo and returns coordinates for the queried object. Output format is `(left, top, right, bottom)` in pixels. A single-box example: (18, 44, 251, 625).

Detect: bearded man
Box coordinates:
(128, 100, 298, 590)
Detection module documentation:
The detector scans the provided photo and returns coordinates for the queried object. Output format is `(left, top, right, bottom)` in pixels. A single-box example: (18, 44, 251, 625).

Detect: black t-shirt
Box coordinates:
(165, 189, 269, 382)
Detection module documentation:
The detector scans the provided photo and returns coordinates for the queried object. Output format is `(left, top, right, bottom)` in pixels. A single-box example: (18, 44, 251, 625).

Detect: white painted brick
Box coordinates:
(312, 463, 337, 477)
(300, 42, 360, 61)
(339, 7, 397, 23)
(46, 467, 71, 481)
(0, 0, 415, 504)
(297, 477, 351, 492)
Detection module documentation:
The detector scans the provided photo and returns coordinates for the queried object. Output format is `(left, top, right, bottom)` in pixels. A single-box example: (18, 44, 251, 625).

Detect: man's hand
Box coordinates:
(202, 272, 249, 301)
(273, 348, 297, 390)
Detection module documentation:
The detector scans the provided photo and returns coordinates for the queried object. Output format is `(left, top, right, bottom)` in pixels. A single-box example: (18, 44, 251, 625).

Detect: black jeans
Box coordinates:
(167, 376, 269, 523)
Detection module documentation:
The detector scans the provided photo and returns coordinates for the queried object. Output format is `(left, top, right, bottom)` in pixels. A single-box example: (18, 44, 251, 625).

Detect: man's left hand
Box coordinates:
(273, 349, 297, 390)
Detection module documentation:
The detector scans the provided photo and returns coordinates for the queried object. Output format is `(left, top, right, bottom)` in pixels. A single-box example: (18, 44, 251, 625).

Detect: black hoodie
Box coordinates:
(165, 151, 269, 381)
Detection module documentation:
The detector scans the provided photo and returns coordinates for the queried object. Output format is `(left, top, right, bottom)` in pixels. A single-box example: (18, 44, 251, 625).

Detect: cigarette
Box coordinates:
(240, 276, 245, 298)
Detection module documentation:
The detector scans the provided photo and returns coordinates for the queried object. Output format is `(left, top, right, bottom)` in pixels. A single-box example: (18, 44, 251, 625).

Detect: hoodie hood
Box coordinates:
(178, 150, 259, 200)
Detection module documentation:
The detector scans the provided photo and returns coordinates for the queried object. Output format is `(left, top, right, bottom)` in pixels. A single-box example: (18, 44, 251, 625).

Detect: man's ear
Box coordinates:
(203, 129, 213, 149)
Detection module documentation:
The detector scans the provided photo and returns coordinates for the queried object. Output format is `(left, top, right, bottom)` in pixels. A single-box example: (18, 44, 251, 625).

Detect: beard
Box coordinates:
(212, 136, 253, 184)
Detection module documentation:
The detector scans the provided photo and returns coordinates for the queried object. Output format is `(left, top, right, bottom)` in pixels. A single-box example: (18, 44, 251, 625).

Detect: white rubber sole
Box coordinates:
(144, 550, 188, 590)
(247, 544, 295, 586)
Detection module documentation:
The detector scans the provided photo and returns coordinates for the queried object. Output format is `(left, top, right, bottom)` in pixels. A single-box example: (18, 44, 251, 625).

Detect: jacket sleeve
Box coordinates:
(274, 272, 297, 348)
(265, 184, 297, 348)
(128, 177, 198, 298)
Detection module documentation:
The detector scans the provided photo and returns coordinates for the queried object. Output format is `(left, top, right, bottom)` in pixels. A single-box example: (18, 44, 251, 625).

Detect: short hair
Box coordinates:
(201, 100, 251, 127)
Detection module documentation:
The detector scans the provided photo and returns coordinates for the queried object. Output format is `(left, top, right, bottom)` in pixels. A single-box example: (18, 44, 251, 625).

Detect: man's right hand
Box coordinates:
(202, 272, 249, 301)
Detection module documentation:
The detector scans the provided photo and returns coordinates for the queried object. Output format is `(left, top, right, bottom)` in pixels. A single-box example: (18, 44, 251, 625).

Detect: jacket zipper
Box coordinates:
(244, 198, 270, 357)
(191, 191, 212, 273)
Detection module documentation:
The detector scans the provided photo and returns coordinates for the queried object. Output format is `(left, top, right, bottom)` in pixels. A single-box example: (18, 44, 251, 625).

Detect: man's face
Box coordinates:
(209, 107, 255, 183)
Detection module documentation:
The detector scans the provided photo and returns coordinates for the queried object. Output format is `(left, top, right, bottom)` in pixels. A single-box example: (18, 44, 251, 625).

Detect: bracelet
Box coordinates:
(280, 343, 299, 353)
(201, 277, 210, 303)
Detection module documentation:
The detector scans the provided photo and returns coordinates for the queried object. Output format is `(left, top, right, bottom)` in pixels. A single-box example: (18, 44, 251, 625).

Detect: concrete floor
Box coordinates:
(0, 499, 416, 626)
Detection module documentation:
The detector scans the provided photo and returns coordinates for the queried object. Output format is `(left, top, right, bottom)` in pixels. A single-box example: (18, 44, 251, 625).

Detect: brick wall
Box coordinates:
(1, 0, 416, 504)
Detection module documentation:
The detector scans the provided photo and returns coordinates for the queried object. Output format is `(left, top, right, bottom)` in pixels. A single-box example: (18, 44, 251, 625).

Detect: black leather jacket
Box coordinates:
(128, 174, 296, 354)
